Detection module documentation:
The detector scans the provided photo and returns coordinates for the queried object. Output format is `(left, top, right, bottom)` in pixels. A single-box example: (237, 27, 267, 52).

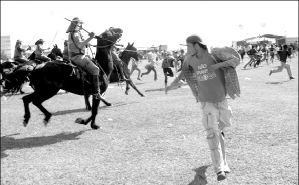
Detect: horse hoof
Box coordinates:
(106, 103, 112, 106)
(125, 92, 128, 95)
(23, 120, 28, 127)
(75, 118, 87, 125)
(91, 124, 100, 130)
(43, 114, 52, 126)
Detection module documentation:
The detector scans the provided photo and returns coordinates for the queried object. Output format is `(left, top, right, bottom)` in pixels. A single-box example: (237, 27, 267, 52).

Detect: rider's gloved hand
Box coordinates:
(89, 32, 95, 38)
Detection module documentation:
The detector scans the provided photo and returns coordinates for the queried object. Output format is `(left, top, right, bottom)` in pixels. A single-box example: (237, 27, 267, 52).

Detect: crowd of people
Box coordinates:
(235, 42, 297, 80)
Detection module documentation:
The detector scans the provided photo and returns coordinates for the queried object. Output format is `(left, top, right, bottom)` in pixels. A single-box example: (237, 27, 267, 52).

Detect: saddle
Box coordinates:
(68, 61, 93, 85)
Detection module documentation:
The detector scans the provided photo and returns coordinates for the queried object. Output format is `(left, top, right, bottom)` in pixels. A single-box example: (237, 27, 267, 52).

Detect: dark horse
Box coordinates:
(0, 45, 66, 96)
(47, 44, 63, 61)
(83, 42, 145, 110)
(0, 61, 34, 95)
(22, 27, 123, 130)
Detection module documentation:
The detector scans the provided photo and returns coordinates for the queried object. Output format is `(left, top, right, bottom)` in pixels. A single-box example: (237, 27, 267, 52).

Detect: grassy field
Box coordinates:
(1, 55, 298, 185)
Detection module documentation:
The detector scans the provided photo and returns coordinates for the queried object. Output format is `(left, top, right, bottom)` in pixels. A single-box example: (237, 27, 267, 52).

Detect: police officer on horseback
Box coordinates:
(34, 39, 51, 62)
(66, 17, 102, 100)
(14, 40, 31, 65)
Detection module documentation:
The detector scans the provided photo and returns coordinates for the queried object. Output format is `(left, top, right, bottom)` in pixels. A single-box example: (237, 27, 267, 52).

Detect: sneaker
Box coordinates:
(269, 70, 272, 76)
(290, 76, 295, 80)
(217, 171, 226, 181)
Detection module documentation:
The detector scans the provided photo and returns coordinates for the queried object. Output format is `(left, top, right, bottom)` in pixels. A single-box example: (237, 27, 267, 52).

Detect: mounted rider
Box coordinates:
(34, 39, 51, 62)
(14, 40, 31, 65)
(66, 17, 102, 100)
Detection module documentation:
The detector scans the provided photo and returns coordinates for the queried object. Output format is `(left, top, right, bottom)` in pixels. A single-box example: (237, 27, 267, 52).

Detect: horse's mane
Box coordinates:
(94, 27, 123, 76)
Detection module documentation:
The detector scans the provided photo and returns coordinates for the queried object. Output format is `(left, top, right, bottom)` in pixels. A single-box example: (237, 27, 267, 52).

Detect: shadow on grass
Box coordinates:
(51, 101, 140, 116)
(145, 87, 165, 92)
(52, 108, 89, 116)
(265, 80, 291, 84)
(1, 129, 90, 159)
(188, 165, 210, 185)
(133, 82, 146, 85)
(100, 101, 139, 110)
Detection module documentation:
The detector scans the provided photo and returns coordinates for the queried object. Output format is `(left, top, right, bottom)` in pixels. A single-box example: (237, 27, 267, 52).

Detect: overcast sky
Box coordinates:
(1, 1, 298, 50)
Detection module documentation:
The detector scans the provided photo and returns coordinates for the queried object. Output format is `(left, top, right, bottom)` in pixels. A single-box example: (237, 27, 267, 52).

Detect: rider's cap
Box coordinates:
(35, 39, 45, 45)
(186, 35, 207, 46)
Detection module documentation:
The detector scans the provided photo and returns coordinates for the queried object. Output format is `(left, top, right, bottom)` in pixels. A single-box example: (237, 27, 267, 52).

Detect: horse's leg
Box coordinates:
(75, 96, 101, 129)
(127, 80, 145, 97)
(125, 81, 130, 95)
(31, 88, 59, 125)
(84, 94, 91, 110)
(90, 96, 101, 129)
(22, 93, 35, 126)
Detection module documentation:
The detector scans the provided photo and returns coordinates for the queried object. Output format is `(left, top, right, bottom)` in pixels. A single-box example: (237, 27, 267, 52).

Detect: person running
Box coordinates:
(130, 57, 141, 80)
(269, 44, 276, 64)
(161, 51, 175, 88)
(243, 45, 257, 69)
(166, 34, 240, 181)
(269, 44, 295, 80)
(140, 51, 158, 81)
(238, 46, 246, 62)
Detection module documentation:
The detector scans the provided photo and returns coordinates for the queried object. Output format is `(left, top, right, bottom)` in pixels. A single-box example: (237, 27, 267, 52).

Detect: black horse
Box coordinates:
(0, 61, 34, 95)
(83, 42, 145, 110)
(117, 42, 144, 96)
(22, 27, 123, 130)
(47, 44, 63, 61)
(0, 45, 64, 96)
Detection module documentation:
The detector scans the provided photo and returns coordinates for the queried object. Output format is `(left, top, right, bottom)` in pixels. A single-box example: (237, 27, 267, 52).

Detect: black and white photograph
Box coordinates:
(1, 1, 298, 184)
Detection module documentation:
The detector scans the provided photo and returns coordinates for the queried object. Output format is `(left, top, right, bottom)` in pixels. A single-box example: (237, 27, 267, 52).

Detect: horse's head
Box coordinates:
(119, 42, 139, 64)
(96, 27, 123, 48)
(48, 44, 63, 60)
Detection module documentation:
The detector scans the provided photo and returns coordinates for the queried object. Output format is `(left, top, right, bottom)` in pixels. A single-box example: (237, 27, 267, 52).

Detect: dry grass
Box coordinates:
(1, 56, 298, 185)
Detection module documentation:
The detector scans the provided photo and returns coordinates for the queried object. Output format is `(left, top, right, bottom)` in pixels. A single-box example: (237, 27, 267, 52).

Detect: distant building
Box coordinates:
(159, 45, 167, 51)
(277, 37, 298, 45)
(1, 36, 11, 59)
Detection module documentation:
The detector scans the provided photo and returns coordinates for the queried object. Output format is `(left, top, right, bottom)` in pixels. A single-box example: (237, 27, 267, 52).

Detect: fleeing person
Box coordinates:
(130, 57, 142, 80)
(269, 44, 295, 80)
(166, 35, 241, 181)
(141, 51, 158, 81)
(161, 51, 175, 88)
